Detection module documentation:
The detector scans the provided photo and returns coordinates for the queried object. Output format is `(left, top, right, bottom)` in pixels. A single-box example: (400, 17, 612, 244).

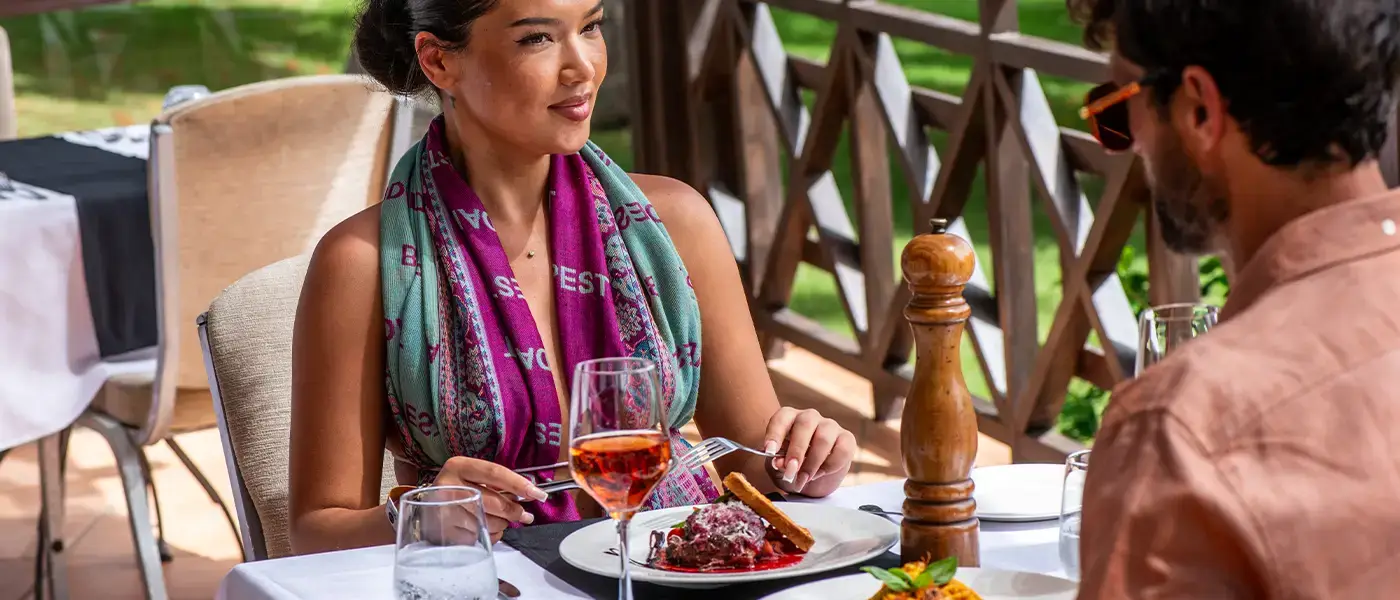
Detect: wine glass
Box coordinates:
(1136, 302, 1218, 375)
(1058, 449, 1090, 580)
(569, 357, 671, 600)
(393, 486, 498, 600)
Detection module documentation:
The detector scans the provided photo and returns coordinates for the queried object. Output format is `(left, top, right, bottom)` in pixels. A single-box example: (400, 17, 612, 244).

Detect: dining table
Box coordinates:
(0, 124, 157, 452)
(217, 478, 1067, 600)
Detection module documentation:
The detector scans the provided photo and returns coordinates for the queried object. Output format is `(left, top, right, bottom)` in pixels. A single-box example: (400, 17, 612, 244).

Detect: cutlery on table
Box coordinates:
(674, 436, 777, 472)
(859, 504, 902, 520)
(497, 578, 521, 599)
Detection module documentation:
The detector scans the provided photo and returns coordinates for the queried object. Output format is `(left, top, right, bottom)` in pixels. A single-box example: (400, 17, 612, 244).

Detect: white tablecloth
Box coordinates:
(217, 480, 1065, 600)
(0, 125, 155, 451)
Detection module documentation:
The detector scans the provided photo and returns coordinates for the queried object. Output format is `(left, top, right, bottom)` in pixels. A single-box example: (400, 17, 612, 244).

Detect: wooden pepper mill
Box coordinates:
(899, 217, 980, 566)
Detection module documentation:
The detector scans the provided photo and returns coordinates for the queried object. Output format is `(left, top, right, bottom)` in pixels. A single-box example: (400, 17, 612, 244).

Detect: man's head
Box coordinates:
(1070, 0, 1400, 254)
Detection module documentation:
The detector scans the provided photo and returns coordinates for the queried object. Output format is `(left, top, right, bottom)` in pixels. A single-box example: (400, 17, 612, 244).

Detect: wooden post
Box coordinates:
(899, 217, 980, 566)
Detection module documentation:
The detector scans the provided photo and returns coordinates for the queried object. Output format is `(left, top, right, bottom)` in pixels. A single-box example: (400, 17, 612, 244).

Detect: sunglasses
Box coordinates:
(1079, 80, 1144, 152)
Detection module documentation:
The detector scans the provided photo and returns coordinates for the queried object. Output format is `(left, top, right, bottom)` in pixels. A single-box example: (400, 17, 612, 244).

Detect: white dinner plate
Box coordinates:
(972, 463, 1065, 522)
(758, 568, 1078, 599)
(559, 502, 899, 588)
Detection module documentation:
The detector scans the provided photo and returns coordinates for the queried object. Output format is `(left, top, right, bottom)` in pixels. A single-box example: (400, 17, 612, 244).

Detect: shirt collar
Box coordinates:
(1222, 188, 1400, 321)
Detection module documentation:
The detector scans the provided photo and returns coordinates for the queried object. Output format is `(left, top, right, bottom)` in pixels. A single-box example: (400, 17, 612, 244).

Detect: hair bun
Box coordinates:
(353, 0, 426, 96)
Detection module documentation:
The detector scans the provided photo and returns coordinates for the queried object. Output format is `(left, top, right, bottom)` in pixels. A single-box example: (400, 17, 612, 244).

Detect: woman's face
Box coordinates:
(434, 0, 608, 156)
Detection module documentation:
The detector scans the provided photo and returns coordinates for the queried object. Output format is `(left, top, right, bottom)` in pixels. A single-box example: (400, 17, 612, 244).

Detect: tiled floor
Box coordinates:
(0, 347, 1009, 600)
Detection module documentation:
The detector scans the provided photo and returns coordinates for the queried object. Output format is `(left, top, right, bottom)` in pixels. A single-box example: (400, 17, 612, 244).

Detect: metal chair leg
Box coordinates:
(79, 412, 169, 600)
(165, 437, 245, 561)
(135, 447, 175, 563)
(36, 430, 70, 600)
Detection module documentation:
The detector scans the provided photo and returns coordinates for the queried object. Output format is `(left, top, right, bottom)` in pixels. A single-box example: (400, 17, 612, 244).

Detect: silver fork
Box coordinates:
(675, 437, 777, 473)
(513, 461, 566, 478)
(513, 477, 581, 503)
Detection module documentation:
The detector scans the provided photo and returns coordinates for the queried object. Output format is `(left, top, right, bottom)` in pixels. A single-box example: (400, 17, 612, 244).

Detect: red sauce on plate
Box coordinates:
(652, 551, 804, 574)
(651, 526, 808, 574)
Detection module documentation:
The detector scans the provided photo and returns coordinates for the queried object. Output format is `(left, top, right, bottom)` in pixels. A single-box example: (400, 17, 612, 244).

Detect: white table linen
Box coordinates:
(0, 125, 153, 451)
(218, 479, 1065, 600)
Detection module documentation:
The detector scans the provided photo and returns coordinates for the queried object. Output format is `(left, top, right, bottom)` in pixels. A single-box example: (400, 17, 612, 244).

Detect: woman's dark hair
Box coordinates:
(353, 0, 500, 96)
(1069, 0, 1400, 168)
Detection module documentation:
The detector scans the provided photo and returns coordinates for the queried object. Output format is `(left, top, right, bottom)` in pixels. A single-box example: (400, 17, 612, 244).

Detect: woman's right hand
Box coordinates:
(431, 456, 550, 543)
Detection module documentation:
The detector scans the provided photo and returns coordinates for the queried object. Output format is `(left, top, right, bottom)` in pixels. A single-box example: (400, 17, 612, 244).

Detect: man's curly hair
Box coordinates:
(1067, 0, 1400, 169)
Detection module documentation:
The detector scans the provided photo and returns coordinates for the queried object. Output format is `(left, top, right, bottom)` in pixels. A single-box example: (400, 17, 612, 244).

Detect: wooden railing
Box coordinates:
(626, 0, 1206, 462)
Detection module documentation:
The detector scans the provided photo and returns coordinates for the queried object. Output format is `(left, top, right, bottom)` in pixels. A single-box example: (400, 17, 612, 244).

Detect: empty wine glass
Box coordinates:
(1058, 449, 1090, 580)
(393, 486, 497, 600)
(569, 357, 671, 600)
(1136, 303, 1218, 375)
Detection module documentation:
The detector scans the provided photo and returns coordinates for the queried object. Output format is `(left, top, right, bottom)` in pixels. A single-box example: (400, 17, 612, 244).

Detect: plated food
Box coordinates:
(652, 472, 814, 573)
(865, 557, 981, 600)
(557, 477, 899, 588)
(758, 567, 1076, 600)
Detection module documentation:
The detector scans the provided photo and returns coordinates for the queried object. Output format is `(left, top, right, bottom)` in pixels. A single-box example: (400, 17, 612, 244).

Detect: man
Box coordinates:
(1068, 0, 1400, 597)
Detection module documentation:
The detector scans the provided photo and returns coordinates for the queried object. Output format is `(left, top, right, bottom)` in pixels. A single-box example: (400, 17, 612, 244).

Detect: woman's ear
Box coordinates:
(415, 32, 459, 92)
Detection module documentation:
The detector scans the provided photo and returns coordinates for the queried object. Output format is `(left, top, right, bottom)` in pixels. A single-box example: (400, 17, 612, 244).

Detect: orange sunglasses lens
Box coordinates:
(1083, 82, 1136, 152)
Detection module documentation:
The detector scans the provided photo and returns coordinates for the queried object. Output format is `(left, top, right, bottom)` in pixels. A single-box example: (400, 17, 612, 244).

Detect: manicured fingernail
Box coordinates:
(763, 440, 779, 455)
(795, 472, 811, 490)
(528, 485, 548, 501)
(783, 460, 800, 483)
(521, 511, 535, 525)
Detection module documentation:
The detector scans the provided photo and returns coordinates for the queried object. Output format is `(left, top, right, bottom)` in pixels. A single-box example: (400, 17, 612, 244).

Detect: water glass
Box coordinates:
(162, 85, 211, 111)
(1136, 302, 1218, 375)
(569, 357, 671, 600)
(1058, 449, 1090, 580)
(393, 486, 498, 600)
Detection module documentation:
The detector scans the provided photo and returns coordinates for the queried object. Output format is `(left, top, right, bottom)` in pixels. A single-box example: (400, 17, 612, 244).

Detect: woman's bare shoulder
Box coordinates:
(631, 174, 712, 225)
(306, 203, 382, 285)
(629, 173, 737, 286)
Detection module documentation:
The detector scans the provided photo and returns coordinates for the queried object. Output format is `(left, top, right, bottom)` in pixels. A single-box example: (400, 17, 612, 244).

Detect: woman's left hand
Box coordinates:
(761, 407, 857, 496)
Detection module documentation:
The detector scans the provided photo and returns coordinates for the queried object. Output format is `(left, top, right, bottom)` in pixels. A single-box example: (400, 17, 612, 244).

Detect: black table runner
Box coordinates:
(502, 496, 900, 600)
(0, 134, 156, 357)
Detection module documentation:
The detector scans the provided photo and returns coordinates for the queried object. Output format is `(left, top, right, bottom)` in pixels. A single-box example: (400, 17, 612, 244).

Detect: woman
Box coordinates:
(287, 0, 857, 554)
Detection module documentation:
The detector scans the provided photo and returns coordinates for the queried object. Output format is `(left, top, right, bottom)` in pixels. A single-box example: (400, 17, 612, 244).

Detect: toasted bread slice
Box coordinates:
(722, 472, 815, 551)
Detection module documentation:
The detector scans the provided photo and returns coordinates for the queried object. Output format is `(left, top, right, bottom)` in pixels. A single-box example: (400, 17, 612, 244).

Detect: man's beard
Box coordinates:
(1143, 128, 1229, 255)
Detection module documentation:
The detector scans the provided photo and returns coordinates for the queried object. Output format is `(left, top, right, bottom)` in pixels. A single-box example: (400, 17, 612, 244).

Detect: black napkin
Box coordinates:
(502, 493, 901, 600)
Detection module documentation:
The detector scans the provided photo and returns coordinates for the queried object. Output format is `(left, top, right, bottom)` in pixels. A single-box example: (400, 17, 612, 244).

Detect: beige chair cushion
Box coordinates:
(204, 255, 395, 559)
(92, 371, 218, 434)
(160, 75, 394, 394)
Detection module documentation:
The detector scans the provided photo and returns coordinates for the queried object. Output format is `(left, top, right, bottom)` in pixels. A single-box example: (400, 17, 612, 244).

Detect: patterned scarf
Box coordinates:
(379, 117, 718, 524)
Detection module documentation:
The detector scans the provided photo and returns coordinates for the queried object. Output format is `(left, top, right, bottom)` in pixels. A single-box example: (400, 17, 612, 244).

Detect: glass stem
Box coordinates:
(617, 516, 634, 600)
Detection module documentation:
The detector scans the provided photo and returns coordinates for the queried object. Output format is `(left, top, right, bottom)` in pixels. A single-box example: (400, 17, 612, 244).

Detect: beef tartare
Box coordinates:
(652, 472, 813, 573)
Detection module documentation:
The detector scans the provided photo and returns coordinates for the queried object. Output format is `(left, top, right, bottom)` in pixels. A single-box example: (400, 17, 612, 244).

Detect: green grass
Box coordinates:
(3, 0, 1151, 425)
(3, 0, 357, 134)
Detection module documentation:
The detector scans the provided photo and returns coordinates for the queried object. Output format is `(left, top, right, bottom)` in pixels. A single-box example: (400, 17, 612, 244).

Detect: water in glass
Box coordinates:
(393, 486, 498, 600)
(1058, 511, 1081, 578)
(1059, 449, 1090, 581)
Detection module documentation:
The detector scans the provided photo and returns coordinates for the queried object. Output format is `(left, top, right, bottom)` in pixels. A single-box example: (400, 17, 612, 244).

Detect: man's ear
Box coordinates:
(1178, 66, 1226, 152)
(415, 32, 459, 92)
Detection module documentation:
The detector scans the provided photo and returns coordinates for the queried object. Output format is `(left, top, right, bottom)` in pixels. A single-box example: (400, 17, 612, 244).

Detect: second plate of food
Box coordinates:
(758, 567, 1077, 599)
(559, 475, 899, 588)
